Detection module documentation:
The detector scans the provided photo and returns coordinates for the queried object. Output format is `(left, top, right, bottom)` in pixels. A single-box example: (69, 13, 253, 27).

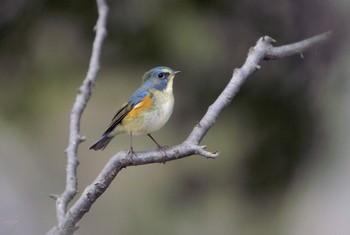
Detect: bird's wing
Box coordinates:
(102, 89, 150, 136)
(102, 102, 134, 136)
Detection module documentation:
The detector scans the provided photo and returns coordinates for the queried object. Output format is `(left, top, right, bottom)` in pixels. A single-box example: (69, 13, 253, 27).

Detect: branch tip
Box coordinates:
(195, 145, 219, 159)
(261, 35, 276, 44)
(79, 135, 86, 142)
(203, 150, 219, 159)
(49, 194, 59, 200)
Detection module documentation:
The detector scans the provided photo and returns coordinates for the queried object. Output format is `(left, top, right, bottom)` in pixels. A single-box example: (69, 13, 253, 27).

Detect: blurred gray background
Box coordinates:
(0, 0, 349, 234)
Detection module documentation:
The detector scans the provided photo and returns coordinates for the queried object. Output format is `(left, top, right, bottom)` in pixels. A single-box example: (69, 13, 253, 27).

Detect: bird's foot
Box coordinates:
(127, 146, 135, 157)
(156, 145, 169, 151)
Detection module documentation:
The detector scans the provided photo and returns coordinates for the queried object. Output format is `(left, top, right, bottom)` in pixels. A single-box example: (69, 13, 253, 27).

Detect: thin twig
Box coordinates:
(47, 29, 331, 234)
(47, 0, 108, 234)
(264, 31, 332, 60)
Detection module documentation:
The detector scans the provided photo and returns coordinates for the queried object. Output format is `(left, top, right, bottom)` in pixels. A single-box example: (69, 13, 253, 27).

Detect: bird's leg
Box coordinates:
(127, 133, 135, 156)
(147, 134, 167, 149)
(148, 134, 168, 163)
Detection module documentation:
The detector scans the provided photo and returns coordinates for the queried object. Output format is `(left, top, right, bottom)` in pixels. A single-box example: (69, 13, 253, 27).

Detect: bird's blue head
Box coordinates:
(142, 66, 180, 91)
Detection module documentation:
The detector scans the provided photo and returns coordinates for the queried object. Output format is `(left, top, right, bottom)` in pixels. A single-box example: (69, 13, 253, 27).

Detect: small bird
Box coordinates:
(89, 66, 180, 151)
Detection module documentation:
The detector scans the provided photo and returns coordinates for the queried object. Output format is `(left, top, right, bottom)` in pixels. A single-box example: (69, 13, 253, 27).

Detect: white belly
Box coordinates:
(122, 94, 174, 136)
(141, 98, 174, 134)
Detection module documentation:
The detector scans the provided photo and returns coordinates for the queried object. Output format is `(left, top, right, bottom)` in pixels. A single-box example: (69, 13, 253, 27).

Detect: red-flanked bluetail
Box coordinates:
(90, 66, 180, 151)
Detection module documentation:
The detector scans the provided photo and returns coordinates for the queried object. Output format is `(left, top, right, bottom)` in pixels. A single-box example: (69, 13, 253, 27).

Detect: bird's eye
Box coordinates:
(158, 73, 164, 78)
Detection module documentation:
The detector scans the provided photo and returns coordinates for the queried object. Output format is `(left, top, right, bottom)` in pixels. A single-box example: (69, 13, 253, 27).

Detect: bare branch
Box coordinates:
(264, 31, 332, 60)
(47, 0, 108, 234)
(47, 28, 331, 234)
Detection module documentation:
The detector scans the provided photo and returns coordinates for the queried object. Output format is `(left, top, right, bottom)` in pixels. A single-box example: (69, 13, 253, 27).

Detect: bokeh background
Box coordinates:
(1, 0, 349, 234)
